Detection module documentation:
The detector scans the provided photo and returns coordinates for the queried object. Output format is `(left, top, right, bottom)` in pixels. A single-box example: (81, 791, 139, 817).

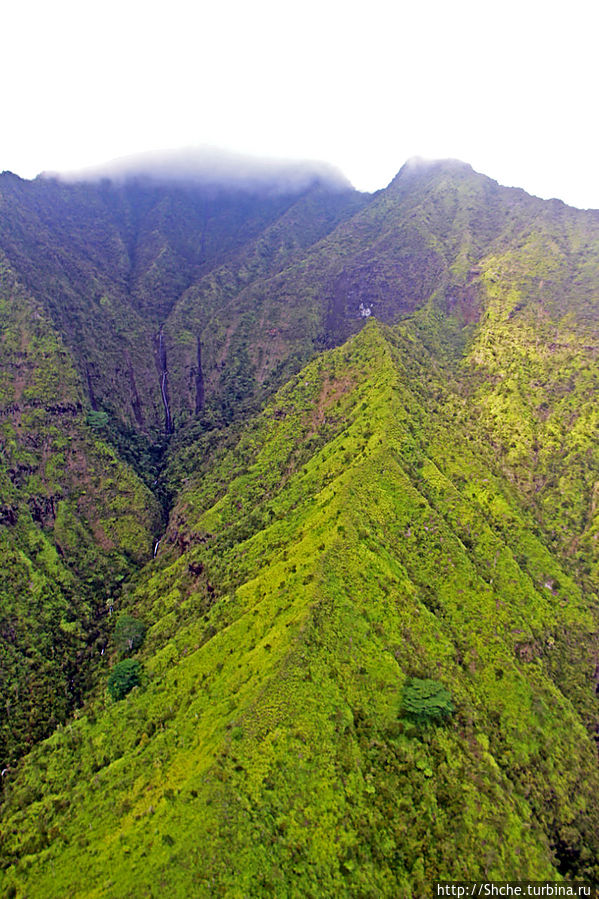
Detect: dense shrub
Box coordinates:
(107, 660, 142, 701)
(401, 678, 454, 723)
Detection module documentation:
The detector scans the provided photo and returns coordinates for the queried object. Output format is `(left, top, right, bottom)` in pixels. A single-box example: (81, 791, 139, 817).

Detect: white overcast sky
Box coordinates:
(3, 0, 598, 208)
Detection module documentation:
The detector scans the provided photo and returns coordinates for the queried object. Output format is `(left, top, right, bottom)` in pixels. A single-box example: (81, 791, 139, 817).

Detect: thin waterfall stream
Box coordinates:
(157, 326, 173, 434)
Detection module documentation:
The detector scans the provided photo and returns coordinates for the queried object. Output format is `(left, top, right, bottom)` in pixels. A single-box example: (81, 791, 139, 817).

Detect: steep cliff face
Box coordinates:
(0, 171, 366, 436)
(2, 156, 599, 895)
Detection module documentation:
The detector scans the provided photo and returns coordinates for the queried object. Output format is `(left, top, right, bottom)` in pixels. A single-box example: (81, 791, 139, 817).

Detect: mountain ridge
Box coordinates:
(1, 154, 599, 894)
(2, 321, 599, 894)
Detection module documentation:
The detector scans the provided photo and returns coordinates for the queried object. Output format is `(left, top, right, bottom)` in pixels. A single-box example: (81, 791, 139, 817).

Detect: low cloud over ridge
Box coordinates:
(42, 146, 353, 195)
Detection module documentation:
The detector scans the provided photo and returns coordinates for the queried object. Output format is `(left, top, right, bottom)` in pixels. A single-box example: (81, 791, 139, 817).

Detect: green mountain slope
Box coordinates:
(460, 227, 599, 583)
(0, 254, 161, 766)
(2, 322, 598, 896)
(3, 156, 599, 895)
(158, 159, 599, 467)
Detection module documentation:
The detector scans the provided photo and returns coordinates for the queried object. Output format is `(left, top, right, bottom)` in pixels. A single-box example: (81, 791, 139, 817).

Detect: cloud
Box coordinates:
(42, 145, 352, 196)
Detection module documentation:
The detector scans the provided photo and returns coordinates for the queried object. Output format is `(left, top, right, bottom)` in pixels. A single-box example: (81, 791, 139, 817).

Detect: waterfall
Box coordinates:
(157, 327, 173, 434)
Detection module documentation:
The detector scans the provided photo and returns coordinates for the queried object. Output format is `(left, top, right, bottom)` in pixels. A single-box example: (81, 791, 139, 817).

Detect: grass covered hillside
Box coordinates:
(2, 322, 598, 896)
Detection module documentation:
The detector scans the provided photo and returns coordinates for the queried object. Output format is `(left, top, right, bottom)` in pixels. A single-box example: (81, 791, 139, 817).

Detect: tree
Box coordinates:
(113, 614, 147, 657)
(107, 659, 142, 701)
(401, 678, 454, 724)
(85, 410, 109, 430)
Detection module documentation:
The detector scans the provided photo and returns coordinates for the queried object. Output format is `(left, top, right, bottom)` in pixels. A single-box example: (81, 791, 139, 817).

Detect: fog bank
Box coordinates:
(43, 146, 353, 196)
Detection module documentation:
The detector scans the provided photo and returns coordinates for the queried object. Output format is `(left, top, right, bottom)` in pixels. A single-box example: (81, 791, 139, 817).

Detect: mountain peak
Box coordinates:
(404, 155, 474, 171)
(389, 156, 477, 188)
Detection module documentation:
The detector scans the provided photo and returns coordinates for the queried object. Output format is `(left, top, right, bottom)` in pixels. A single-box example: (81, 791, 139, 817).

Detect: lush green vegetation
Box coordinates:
(0, 256, 161, 765)
(401, 679, 454, 724)
(1, 160, 599, 895)
(107, 660, 142, 701)
(2, 321, 599, 895)
(113, 614, 147, 657)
